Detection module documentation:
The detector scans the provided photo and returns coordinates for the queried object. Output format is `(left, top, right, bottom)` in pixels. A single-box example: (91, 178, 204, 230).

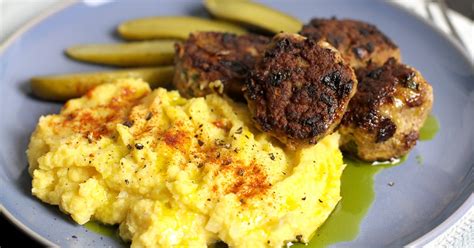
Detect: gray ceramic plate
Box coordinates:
(0, 0, 473, 247)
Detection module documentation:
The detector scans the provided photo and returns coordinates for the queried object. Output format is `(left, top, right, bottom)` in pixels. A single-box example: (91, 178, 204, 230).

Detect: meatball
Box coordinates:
(245, 33, 357, 148)
(339, 58, 433, 161)
(299, 18, 401, 68)
(173, 32, 269, 99)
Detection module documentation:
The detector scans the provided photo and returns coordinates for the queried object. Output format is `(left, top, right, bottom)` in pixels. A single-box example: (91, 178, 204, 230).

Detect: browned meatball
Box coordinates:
(299, 18, 401, 68)
(339, 58, 433, 161)
(245, 33, 357, 148)
(173, 32, 269, 99)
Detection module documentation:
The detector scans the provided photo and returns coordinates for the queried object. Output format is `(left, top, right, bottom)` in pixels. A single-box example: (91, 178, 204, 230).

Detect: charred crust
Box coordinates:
(342, 58, 424, 134)
(174, 32, 269, 98)
(245, 34, 357, 145)
(300, 18, 398, 49)
(299, 18, 398, 64)
(376, 118, 396, 143)
(403, 131, 419, 149)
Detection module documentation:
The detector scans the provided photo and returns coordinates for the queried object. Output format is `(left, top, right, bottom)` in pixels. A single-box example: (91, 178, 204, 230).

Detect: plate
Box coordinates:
(0, 0, 473, 247)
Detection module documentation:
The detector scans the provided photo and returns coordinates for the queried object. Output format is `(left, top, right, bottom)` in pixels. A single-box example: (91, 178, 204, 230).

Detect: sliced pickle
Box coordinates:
(118, 16, 246, 40)
(66, 40, 176, 67)
(31, 66, 174, 101)
(204, 0, 302, 33)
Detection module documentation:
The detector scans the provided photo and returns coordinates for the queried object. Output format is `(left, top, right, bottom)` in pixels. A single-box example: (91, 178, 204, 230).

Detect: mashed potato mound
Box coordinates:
(27, 78, 345, 248)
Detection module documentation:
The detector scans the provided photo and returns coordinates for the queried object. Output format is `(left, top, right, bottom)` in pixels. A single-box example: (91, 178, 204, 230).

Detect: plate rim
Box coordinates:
(407, 194, 474, 246)
(0, 0, 472, 246)
(0, 0, 77, 246)
(384, 1, 474, 245)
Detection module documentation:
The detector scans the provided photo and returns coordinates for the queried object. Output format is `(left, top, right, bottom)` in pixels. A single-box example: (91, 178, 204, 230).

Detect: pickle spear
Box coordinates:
(31, 66, 174, 101)
(66, 40, 176, 67)
(204, 0, 302, 33)
(118, 16, 247, 40)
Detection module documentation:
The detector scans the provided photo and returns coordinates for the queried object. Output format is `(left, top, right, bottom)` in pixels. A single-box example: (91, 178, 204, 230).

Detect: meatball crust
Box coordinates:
(339, 58, 434, 161)
(299, 18, 401, 68)
(245, 33, 357, 147)
(174, 32, 269, 99)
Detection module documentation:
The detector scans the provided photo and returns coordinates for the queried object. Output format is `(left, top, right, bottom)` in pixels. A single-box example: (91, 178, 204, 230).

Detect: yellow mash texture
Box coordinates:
(27, 78, 345, 248)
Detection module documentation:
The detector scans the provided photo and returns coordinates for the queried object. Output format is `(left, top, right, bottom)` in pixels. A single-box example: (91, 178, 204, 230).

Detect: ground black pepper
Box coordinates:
(123, 120, 134, 127)
(269, 153, 275, 160)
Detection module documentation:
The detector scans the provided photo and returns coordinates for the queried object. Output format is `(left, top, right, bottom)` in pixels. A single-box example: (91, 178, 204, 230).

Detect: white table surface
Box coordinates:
(0, 0, 473, 247)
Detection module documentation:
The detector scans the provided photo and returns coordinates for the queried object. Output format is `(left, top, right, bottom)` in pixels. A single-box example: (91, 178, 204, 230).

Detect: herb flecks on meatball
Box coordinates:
(174, 32, 269, 99)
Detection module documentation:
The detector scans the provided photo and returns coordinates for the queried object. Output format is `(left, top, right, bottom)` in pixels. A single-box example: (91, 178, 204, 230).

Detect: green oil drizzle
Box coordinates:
(82, 128, 432, 248)
(294, 156, 406, 248)
(79, 117, 438, 247)
(84, 221, 119, 239)
(419, 115, 440, 141)
(83, 157, 407, 247)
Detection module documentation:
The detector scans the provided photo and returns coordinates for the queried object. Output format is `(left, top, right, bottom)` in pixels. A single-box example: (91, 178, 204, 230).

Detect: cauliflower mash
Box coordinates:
(27, 78, 345, 247)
